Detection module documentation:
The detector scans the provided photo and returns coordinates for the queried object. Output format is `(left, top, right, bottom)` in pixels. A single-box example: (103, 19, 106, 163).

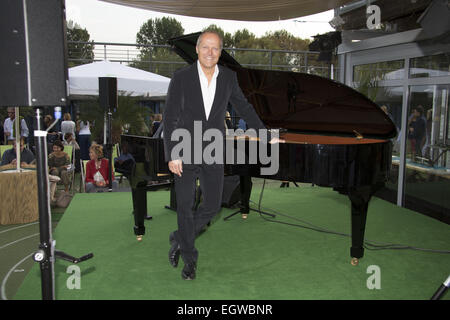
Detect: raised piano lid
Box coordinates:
(168, 33, 397, 140)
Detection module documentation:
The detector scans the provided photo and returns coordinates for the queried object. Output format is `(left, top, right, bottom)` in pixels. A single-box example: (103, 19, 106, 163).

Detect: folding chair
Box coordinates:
(80, 159, 88, 193)
(0, 145, 13, 159)
(64, 146, 77, 193)
(54, 145, 75, 194)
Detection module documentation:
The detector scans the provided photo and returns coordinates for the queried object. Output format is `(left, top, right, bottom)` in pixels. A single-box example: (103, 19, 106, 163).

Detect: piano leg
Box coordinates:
(132, 184, 147, 240)
(348, 186, 372, 266)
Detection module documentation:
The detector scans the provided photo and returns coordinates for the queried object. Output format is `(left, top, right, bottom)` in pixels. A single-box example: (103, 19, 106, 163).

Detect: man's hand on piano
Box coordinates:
(269, 137, 285, 144)
(234, 136, 285, 144)
(168, 159, 183, 177)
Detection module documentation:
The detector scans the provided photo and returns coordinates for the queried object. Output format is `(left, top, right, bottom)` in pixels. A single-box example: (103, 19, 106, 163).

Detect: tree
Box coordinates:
(262, 30, 311, 72)
(232, 29, 255, 47)
(136, 17, 184, 55)
(66, 20, 94, 67)
(132, 17, 185, 76)
(225, 29, 310, 71)
(77, 95, 150, 144)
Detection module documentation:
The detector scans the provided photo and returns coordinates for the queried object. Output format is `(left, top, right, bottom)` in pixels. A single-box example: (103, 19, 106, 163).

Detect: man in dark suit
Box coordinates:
(163, 30, 280, 280)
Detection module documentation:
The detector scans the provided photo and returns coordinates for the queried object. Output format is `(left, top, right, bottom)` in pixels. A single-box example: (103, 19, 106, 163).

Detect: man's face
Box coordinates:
(13, 142, 24, 152)
(196, 33, 221, 71)
(8, 110, 15, 120)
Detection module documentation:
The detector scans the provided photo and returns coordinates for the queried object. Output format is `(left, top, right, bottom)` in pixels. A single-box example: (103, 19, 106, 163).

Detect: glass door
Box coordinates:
(404, 84, 450, 220)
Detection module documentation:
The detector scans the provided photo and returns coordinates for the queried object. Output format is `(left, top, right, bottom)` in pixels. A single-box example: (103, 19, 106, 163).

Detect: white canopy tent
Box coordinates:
(68, 60, 170, 99)
(100, 0, 354, 21)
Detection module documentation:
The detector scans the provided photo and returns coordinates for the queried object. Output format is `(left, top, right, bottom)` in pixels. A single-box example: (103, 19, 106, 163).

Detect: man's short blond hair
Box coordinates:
(196, 30, 223, 50)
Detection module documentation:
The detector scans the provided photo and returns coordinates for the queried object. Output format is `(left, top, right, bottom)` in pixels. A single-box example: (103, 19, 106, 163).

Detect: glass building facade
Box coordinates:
(339, 31, 450, 223)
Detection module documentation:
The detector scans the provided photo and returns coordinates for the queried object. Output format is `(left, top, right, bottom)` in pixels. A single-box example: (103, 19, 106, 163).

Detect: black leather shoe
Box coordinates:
(181, 262, 197, 280)
(169, 232, 180, 268)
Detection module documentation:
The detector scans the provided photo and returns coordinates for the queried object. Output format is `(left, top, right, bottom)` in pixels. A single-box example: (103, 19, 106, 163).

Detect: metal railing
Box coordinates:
(67, 41, 337, 79)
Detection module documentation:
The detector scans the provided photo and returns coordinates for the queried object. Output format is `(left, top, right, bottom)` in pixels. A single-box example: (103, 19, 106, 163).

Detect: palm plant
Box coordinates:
(76, 94, 151, 145)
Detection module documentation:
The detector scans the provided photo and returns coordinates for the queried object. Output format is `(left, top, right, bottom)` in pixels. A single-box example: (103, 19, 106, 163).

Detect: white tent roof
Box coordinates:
(68, 60, 170, 98)
(100, 0, 354, 21)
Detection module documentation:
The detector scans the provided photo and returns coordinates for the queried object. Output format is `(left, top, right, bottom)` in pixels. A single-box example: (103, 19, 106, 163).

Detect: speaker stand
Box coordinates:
(32, 107, 93, 300)
(223, 175, 276, 221)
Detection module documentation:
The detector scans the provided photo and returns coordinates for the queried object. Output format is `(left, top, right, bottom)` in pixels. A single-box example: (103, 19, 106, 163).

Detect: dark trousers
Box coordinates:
(172, 164, 224, 265)
(78, 134, 91, 160)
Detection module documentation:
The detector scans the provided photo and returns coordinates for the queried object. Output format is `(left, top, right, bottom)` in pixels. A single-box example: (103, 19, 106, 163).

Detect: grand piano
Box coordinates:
(120, 32, 397, 265)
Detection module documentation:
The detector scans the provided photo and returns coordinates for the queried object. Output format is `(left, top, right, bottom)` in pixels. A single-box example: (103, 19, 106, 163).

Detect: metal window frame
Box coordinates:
(338, 31, 450, 207)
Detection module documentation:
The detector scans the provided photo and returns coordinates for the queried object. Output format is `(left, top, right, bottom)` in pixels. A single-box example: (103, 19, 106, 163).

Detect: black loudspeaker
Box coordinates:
(99, 77, 118, 110)
(222, 175, 241, 208)
(0, 0, 67, 107)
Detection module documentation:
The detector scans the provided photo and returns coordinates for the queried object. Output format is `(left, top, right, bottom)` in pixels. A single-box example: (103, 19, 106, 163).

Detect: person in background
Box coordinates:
(78, 118, 92, 160)
(61, 113, 76, 142)
(3, 107, 29, 145)
(408, 105, 427, 161)
(422, 108, 433, 159)
(44, 114, 60, 146)
(85, 143, 118, 193)
(238, 118, 247, 131)
(63, 132, 80, 150)
(48, 139, 71, 193)
(114, 140, 134, 169)
(225, 111, 233, 133)
(151, 113, 162, 136)
(0, 137, 35, 166)
(0, 119, 4, 144)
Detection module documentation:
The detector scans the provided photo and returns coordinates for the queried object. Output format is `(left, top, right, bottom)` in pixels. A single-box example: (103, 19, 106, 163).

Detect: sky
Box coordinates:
(65, 0, 336, 44)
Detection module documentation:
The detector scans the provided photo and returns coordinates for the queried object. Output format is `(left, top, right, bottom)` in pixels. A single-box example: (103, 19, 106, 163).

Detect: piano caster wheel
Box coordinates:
(351, 258, 359, 266)
(241, 214, 248, 220)
(136, 235, 143, 242)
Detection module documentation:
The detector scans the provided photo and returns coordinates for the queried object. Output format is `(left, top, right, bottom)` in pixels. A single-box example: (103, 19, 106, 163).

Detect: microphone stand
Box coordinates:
(223, 175, 276, 220)
(431, 275, 450, 300)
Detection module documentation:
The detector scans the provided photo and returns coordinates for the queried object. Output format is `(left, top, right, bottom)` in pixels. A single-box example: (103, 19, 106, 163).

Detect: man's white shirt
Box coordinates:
(197, 60, 219, 121)
(3, 117, 29, 141)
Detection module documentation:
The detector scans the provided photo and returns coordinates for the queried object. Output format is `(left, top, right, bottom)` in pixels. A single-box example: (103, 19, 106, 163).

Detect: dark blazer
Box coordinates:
(163, 62, 268, 164)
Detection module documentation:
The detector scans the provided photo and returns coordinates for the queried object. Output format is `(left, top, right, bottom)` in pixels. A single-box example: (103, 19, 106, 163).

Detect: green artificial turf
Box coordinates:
(14, 183, 450, 300)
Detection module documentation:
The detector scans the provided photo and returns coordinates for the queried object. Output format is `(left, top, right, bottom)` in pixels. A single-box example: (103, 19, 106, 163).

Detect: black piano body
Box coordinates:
(119, 32, 397, 264)
(116, 134, 171, 236)
(224, 133, 393, 265)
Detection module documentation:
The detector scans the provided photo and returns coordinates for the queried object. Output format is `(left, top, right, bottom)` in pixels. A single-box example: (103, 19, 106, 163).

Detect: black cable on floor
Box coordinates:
(252, 179, 450, 255)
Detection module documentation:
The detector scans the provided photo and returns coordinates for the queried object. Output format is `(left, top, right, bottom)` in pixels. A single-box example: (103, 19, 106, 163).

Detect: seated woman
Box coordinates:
(85, 144, 118, 193)
(48, 139, 71, 193)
